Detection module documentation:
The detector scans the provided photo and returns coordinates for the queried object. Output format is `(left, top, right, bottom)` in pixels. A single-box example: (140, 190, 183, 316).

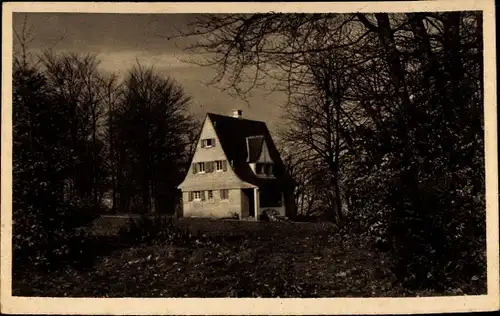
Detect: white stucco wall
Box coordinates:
(178, 116, 255, 191)
(178, 116, 256, 218)
(182, 189, 243, 218)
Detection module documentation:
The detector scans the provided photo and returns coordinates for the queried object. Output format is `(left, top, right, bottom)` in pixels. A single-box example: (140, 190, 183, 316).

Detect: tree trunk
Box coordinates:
(441, 12, 464, 185)
(149, 182, 156, 213)
(364, 13, 420, 265)
(92, 113, 98, 208)
(334, 94, 343, 223)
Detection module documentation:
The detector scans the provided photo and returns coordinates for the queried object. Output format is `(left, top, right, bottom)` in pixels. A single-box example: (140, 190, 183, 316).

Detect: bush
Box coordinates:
(117, 214, 193, 246)
(345, 155, 486, 293)
(390, 185, 486, 292)
(294, 215, 321, 223)
(13, 202, 98, 273)
(259, 212, 270, 222)
(12, 63, 104, 273)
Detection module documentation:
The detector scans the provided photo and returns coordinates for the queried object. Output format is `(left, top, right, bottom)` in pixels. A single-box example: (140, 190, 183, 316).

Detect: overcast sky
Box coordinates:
(13, 13, 286, 135)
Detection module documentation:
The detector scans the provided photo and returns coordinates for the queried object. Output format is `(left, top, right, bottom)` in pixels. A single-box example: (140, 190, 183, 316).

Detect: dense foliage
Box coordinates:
(12, 62, 95, 271)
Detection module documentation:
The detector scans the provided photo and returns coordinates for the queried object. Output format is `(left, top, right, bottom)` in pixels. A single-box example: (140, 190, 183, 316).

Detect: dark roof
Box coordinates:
(206, 113, 291, 187)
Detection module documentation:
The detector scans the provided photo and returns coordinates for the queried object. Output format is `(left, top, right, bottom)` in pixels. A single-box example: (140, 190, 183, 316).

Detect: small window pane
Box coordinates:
(194, 191, 201, 200)
(198, 162, 205, 172)
(265, 163, 274, 175)
(256, 163, 264, 174)
(216, 160, 224, 171)
(203, 139, 214, 147)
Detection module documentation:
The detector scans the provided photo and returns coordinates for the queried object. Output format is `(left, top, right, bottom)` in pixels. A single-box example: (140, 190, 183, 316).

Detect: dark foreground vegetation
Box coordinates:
(12, 217, 485, 297)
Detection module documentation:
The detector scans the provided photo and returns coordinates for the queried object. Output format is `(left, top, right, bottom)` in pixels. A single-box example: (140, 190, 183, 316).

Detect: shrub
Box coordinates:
(12, 62, 103, 273)
(345, 154, 486, 293)
(117, 214, 193, 246)
(390, 184, 486, 292)
(12, 201, 98, 273)
(259, 212, 270, 222)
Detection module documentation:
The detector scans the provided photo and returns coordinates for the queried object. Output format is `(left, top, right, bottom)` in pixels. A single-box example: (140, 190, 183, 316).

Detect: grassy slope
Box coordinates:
(13, 218, 442, 297)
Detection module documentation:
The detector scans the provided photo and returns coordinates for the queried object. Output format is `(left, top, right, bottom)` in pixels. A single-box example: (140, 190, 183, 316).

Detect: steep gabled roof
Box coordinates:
(206, 113, 290, 187)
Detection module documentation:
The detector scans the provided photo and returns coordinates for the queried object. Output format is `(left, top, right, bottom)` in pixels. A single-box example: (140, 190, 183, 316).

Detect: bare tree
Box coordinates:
(99, 73, 122, 210)
(113, 63, 194, 214)
(39, 51, 109, 208)
(13, 13, 35, 68)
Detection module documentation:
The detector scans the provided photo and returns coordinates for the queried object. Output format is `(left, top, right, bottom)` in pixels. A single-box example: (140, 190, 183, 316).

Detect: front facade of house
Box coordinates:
(177, 110, 295, 220)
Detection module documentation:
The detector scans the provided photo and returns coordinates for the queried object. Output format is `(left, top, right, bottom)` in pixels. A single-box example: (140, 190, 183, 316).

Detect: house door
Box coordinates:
(243, 189, 255, 217)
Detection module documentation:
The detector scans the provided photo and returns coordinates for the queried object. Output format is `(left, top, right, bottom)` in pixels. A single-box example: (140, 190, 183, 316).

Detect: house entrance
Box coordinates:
(243, 189, 255, 217)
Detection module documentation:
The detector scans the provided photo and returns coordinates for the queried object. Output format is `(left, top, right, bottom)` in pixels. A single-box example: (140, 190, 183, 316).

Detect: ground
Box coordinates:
(12, 218, 457, 297)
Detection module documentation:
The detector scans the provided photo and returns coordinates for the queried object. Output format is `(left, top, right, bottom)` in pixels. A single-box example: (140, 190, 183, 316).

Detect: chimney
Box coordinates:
(232, 109, 242, 119)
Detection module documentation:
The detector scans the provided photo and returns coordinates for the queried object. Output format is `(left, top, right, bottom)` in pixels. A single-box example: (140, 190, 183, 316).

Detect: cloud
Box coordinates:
(94, 50, 287, 135)
(95, 50, 198, 75)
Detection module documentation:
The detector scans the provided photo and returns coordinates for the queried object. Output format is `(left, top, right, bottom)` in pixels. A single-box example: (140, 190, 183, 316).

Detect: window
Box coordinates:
(207, 190, 213, 200)
(191, 191, 206, 201)
(220, 189, 229, 200)
(193, 191, 201, 200)
(215, 160, 224, 171)
(193, 162, 218, 174)
(201, 138, 216, 148)
(188, 191, 205, 201)
(256, 163, 265, 174)
(265, 163, 274, 175)
(197, 162, 205, 173)
(256, 163, 273, 175)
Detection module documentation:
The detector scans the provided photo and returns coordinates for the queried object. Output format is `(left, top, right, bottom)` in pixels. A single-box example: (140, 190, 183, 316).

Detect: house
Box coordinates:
(177, 110, 296, 220)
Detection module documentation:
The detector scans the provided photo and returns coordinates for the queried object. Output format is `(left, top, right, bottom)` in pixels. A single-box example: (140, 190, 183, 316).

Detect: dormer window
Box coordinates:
(201, 138, 216, 148)
(256, 163, 274, 176)
(264, 163, 273, 175)
(256, 163, 265, 174)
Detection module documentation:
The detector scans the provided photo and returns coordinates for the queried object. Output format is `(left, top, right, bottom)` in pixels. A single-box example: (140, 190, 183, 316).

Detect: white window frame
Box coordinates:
(207, 190, 214, 200)
(215, 160, 224, 172)
(193, 191, 201, 200)
(203, 138, 214, 148)
(197, 162, 205, 173)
